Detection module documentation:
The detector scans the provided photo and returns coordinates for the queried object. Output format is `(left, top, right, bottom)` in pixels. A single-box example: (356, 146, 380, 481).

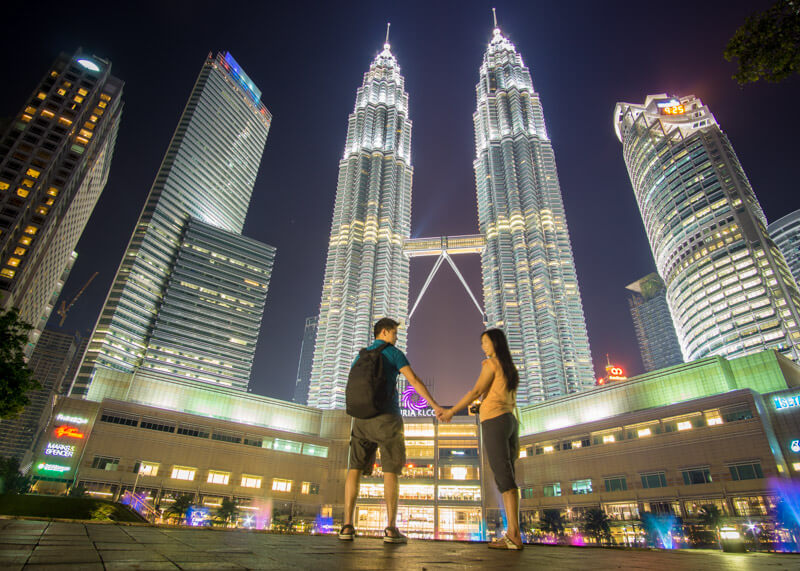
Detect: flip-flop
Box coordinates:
(338, 524, 355, 540)
(383, 526, 408, 544)
(488, 534, 523, 550)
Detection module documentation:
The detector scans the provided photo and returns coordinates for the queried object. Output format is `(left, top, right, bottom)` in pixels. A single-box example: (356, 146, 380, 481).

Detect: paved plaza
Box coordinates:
(1, 518, 799, 570)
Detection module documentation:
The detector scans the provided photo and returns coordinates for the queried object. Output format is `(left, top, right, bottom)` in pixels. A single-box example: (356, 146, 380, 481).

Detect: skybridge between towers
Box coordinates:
(403, 234, 487, 323)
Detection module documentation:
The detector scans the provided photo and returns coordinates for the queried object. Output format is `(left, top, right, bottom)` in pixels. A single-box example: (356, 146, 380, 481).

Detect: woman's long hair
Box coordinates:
(482, 328, 519, 392)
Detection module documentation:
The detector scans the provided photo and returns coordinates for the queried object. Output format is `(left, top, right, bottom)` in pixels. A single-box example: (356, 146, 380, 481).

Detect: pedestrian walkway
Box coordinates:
(1, 518, 797, 570)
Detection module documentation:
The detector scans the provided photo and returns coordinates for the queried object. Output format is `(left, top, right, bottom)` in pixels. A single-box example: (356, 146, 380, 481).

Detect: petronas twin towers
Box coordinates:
(308, 24, 595, 408)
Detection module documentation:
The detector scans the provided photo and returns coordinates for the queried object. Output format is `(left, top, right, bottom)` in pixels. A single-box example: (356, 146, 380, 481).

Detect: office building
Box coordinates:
(473, 25, 594, 403)
(0, 50, 123, 353)
(71, 52, 273, 396)
(614, 95, 800, 363)
(292, 316, 318, 405)
(308, 37, 413, 409)
(626, 273, 684, 372)
(0, 329, 77, 462)
(769, 209, 800, 288)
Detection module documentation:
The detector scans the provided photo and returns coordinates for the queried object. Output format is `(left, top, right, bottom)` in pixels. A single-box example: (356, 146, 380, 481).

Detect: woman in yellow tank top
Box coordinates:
(439, 328, 522, 550)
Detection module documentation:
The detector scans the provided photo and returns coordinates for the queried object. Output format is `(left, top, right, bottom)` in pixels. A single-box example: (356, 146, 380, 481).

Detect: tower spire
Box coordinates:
(385, 22, 391, 46)
(492, 7, 498, 29)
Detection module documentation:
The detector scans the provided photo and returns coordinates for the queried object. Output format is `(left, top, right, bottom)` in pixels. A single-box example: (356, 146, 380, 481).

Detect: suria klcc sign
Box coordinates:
(400, 386, 435, 417)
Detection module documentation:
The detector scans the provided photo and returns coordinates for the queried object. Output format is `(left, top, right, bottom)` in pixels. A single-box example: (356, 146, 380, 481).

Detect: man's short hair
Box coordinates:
(374, 318, 399, 338)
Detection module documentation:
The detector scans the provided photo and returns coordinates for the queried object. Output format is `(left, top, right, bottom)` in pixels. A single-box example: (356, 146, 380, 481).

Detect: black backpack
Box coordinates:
(345, 342, 392, 419)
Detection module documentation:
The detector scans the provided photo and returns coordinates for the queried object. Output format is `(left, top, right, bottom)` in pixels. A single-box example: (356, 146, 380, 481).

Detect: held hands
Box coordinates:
(437, 408, 455, 423)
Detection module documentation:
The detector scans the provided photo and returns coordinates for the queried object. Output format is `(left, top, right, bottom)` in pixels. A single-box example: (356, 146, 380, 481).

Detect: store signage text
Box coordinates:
(44, 442, 76, 458)
(55, 425, 85, 439)
(56, 413, 89, 425)
(400, 408, 436, 417)
(37, 462, 70, 473)
(773, 394, 800, 411)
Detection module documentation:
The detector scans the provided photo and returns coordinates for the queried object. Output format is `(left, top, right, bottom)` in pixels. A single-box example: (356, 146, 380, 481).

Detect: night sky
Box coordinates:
(3, 1, 799, 405)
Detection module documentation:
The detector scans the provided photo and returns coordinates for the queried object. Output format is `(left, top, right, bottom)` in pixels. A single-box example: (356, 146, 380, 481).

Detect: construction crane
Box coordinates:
(57, 271, 98, 326)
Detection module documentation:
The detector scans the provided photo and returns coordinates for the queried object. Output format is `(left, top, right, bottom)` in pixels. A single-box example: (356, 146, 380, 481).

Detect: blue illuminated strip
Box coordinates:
(223, 52, 261, 103)
(774, 394, 800, 410)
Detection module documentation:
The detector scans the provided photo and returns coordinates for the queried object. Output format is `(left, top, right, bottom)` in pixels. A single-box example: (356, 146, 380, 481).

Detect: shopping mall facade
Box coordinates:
(31, 350, 800, 541)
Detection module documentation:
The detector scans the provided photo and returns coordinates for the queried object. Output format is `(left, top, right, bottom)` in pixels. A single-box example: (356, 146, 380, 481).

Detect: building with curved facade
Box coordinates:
(614, 94, 800, 363)
(308, 39, 413, 409)
(768, 208, 800, 289)
(473, 27, 595, 403)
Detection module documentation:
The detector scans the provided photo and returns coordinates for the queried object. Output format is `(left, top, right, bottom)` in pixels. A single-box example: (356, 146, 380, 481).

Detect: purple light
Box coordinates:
(401, 386, 428, 411)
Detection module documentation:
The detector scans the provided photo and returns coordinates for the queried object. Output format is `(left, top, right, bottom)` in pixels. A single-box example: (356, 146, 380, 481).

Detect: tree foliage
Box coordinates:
(725, 0, 800, 84)
(0, 307, 40, 419)
(581, 507, 612, 545)
(164, 494, 194, 523)
(0, 456, 33, 494)
(215, 497, 239, 526)
(539, 509, 565, 536)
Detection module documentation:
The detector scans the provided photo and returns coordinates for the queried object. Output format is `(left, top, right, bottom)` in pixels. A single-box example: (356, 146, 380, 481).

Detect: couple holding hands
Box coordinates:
(339, 318, 523, 550)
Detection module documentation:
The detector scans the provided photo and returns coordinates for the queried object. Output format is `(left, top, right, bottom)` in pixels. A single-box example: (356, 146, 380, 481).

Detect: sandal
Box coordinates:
(383, 526, 408, 544)
(338, 524, 355, 540)
(488, 534, 523, 550)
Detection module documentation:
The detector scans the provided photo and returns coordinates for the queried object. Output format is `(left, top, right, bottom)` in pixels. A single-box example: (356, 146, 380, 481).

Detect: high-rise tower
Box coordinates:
(292, 316, 318, 405)
(615, 95, 800, 362)
(72, 52, 274, 396)
(307, 35, 413, 409)
(473, 25, 595, 403)
(769, 209, 800, 288)
(0, 51, 123, 354)
(626, 273, 684, 372)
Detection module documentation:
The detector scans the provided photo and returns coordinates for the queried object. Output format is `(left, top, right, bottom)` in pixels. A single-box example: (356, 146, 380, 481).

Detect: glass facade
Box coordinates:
(626, 273, 684, 371)
(72, 52, 272, 396)
(308, 40, 413, 409)
(292, 316, 318, 405)
(0, 51, 123, 353)
(473, 27, 594, 404)
(768, 208, 800, 289)
(615, 94, 800, 363)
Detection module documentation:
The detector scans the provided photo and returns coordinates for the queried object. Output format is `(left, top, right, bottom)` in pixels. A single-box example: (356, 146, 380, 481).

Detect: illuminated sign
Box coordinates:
(774, 395, 800, 410)
(402, 386, 428, 411)
(44, 442, 76, 458)
(55, 413, 89, 425)
(76, 58, 100, 72)
(400, 408, 436, 417)
(791, 440, 800, 453)
(55, 425, 85, 439)
(37, 462, 70, 473)
(656, 98, 686, 115)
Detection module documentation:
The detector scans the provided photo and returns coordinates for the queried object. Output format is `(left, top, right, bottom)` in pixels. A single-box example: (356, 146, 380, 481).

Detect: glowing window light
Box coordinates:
(638, 428, 652, 438)
(543, 445, 554, 453)
(241, 475, 261, 488)
(171, 466, 196, 481)
(707, 417, 723, 426)
(207, 471, 230, 485)
(451, 467, 468, 480)
(272, 478, 292, 492)
(677, 421, 693, 431)
(793, 463, 800, 471)
(138, 462, 158, 476)
(603, 435, 616, 444)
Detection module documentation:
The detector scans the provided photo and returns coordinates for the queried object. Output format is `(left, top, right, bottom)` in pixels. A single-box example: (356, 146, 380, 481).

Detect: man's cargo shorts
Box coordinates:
(348, 413, 406, 475)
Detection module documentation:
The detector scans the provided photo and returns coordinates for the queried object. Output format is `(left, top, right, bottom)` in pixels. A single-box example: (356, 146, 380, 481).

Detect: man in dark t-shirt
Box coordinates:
(338, 318, 443, 544)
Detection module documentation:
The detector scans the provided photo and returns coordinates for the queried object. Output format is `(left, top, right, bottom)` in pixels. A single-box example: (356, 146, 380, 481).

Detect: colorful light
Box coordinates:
(56, 413, 89, 425)
(76, 58, 100, 72)
(55, 425, 85, 439)
(37, 462, 70, 473)
(44, 442, 75, 457)
(401, 386, 428, 411)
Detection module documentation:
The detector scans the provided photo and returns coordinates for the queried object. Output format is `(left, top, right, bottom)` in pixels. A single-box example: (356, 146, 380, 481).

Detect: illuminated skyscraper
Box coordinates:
(626, 273, 684, 372)
(769, 209, 800, 288)
(473, 26, 595, 403)
(615, 94, 800, 362)
(307, 37, 413, 409)
(0, 51, 123, 354)
(292, 316, 318, 405)
(72, 52, 273, 396)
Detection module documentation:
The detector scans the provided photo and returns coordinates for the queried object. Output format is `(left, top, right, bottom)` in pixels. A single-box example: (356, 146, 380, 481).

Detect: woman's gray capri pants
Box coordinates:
(481, 412, 519, 494)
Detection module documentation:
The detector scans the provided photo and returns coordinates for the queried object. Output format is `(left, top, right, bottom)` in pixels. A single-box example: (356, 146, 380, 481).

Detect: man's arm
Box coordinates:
(399, 365, 443, 414)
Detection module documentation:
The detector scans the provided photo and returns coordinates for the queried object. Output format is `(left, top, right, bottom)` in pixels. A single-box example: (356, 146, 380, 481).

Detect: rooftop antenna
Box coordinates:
(385, 22, 391, 46)
(492, 7, 498, 28)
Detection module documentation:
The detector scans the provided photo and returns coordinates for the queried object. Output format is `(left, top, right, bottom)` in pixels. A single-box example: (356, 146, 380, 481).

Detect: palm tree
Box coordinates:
(698, 504, 724, 547)
(215, 498, 239, 527)
(539, 509, 565, 540)
(581, 507, 611, 545)
(164, 494, 194, 525)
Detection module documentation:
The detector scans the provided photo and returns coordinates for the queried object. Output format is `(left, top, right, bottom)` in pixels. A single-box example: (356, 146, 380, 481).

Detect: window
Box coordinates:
(140, 419, 175, 433)
(177, 425, 209, 438)
(272, 479, 292, 492)
(243, 437, 262, 447)
(543, 483, 561, 497)
(682, 468, 712, 485)
(100, 412, 138, 426)
(572, 479, 592, 494)
(521, 487, 535, 499)
(207, 471, 230, 485)
(604, 477, 627, 492)
(133, 462, 159, 476)
(273, 439, 301, 454)
(729, 463, 763, 481)
(91, 456, 119, 471)
(171, 466, 196, 481)
(301, 482, 320, 495)
(302, 443, 328, 458)
(211, 431, 241, 444)
(241, 475, 262, 489)
(641, 472, 668, 489)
